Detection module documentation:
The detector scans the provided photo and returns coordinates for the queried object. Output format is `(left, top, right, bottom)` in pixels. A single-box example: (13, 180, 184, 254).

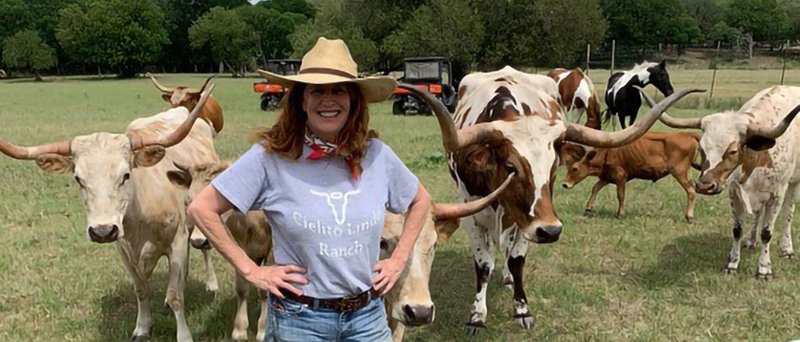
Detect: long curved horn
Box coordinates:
(565, 88, 705, 147)
(398, 83, 501, 152)
(0, 139, 71, 160)
(747, 104, 800, 139)
(637, 85, 702, 129)
(146, 72, 174, 94)
(129, 83, 216, 150)
(432, 172, 514, 221)
(186, 75, 216, 95)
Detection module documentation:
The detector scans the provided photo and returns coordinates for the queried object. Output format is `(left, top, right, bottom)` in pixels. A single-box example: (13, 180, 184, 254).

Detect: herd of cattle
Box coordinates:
(0, 62, 799, 341)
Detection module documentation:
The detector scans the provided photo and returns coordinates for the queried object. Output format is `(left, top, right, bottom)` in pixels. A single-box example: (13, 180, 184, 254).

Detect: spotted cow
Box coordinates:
(652, 85, 800, 279)
(401, 66, 700, 334)
(547, 68, 601, 129)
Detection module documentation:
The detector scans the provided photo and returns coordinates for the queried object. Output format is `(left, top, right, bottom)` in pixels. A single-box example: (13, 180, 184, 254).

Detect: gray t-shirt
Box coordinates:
(212, 139, 419, 298)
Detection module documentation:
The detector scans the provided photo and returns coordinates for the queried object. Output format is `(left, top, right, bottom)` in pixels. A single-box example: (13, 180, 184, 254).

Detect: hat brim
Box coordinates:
(257, 69, 397, 103)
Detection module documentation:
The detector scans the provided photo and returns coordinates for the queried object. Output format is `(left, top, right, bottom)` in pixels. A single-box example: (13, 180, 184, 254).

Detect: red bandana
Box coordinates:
(304, 130, 361, 181)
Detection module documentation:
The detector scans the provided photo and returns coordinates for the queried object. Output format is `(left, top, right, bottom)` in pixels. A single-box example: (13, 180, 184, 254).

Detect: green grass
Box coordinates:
(1, 72, 800, 341)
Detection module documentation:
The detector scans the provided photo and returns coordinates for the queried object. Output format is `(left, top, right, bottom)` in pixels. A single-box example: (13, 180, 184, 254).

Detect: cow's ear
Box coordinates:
(167, 169, 192, 189)
(659, 60, 667, 68)
(744, 135, 776, 151)
(161, 94, 172, 103)
(35, 154, 74, 174)
(557, 142, 586, 166)
(434, 218, 461, 242)
(133, 146, 166, 167)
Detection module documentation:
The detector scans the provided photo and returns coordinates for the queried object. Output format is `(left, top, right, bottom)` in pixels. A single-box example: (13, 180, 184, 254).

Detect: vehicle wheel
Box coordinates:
(392, 100, 406, 115)
(260, 97, 270, 111)
(419, 105, 432, 115)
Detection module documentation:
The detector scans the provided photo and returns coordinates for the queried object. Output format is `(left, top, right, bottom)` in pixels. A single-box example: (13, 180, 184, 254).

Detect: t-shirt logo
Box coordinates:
(310, 189, 361, 225)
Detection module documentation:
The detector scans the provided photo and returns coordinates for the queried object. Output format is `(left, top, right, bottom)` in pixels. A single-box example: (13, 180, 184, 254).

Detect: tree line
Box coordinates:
(1, 0, 798, 80)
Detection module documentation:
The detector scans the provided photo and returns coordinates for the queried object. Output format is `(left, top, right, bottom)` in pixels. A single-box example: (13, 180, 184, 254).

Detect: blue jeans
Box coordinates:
(264, 294, 392, 342)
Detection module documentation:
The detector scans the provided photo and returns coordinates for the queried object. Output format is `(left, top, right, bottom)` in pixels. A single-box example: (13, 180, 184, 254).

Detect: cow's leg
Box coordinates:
(725, 190, 749, 273)
(628, 112, 637, 127)
(165, 227, 193, 342)
(507, 229, 533, 330)
(200, 248, 219, 295)
(778, 182, 800, 258)
(615, 181, 626, 218)
(465, 215, 495, 335)
(674, 171, 696, 222)
(584, 180, 610, 215)
(257, 288, 268, 341)
(743, 218, 759, 250)
(388, 315, 406, 342)
(756, 194, 785, 280)
(232, 273, 250, 340)
(617, 114, 627, 129)
(500, 226, 516, 290)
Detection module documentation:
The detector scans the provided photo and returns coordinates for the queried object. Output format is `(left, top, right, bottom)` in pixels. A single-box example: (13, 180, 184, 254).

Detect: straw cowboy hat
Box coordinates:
(257, 37, 397, 103)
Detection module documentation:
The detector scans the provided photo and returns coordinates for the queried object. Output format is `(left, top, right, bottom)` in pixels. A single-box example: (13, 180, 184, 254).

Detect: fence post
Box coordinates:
(710, 41, 721, 101)
(611, 40, 616, 76)
(586, 44, 591, 75)
(781, 39, 789, 85)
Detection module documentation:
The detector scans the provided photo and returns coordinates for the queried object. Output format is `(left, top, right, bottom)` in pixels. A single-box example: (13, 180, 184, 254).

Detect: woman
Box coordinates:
(187, 37, 430, 341)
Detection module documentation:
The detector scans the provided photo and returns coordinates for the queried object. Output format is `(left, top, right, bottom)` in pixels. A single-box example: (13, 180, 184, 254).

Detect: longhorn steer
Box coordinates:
(147, 73, 224, 135)
(401, 66, 701, 334)
(560, 132, 701, 221)
(547, 67, 601, 129)
(168, 161, 512, 341)
(605, 60, 674, 128)
(0, 84, 218, 341)
(652, 85, 800, 279)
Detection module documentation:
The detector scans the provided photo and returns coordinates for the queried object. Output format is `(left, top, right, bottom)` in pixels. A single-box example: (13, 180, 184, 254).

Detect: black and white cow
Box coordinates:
(605, 60, 674, 128)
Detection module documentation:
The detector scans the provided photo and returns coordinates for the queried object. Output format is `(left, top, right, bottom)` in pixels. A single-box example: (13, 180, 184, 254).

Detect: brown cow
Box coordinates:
(147, 73, 224, 135)
(547, 67, 601, 129)
(561, 132, 701, 221)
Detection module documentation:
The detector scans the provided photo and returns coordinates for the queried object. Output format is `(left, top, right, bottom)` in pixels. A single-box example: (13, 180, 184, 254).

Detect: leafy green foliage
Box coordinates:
(56, 0, 168, 77)
(189, 6, 254, 76)
(602, 0, 701, 48)
(725, 0, 790, 41)
(2, 29, 56, 79)
(0, 0, 33, 57)
(237, 5, 307, 62)
(259, 0, 315, 18)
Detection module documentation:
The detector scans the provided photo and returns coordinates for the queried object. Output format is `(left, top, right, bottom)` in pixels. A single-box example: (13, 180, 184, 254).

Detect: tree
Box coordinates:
(56, 0, 168, 77)
(382, 0, 483, 77)
(259, 0, 315, 18)
(601, 0, 700, 53)
(3, 29, 56, 81)
(0, 0, 33, 58)
(189, 7, 254, 77)
(237, 5, 307, 65)
(725, 0, 790, 42)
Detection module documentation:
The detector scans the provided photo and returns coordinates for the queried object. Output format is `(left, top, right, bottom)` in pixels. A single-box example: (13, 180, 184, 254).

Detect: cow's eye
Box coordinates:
(505, 162, 517, 174)
(121, 173, 131, 185)
(728, 150, 738, 156)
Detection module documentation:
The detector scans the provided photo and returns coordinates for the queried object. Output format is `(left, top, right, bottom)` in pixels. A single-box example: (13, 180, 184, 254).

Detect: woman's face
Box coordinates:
(303, 83, 352, 142)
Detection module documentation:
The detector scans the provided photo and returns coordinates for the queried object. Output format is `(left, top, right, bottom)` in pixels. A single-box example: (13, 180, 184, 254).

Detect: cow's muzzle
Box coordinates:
(190, 237, 211, 250)
(88, 224, 119, 243)
(401, 304, 435, 326)
(696, 181, 723, 195)
(524, 225, 562, 244)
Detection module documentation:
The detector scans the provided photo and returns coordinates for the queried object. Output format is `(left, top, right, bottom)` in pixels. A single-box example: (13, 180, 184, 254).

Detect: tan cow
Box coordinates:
(147, 73, 224, 135)
(560, 133, 701, 221)
(167, 161, 511, 341)
(0, 85, 218, 342)
(650, 86, 800, 279)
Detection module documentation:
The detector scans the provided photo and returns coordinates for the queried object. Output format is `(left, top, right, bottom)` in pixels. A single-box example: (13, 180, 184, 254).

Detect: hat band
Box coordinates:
(299, 67, 356, 79)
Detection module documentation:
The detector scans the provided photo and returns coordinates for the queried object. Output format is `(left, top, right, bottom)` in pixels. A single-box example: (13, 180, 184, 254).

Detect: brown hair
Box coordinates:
(254, 83, 377, 176)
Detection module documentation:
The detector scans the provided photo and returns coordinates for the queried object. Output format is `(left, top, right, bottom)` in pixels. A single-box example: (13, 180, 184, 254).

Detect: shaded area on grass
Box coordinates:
(629, 232, 729, 290)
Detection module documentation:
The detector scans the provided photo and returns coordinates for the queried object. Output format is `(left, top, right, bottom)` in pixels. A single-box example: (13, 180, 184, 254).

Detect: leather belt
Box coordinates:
(279, 288, 381, 313)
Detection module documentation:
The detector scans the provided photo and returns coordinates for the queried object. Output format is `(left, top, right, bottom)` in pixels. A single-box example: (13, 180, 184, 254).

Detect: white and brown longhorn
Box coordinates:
(167, 160, 512, 342)
(0, 83, 218, 342)
(400, 65, 701, 335)
(646, 85, 800, 280)
(147, 73, 224, 135)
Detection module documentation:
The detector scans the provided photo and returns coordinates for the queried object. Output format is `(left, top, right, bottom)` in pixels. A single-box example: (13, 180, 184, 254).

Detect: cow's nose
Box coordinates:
(88, 224, 119, 243)
(402, 304, 435, 326)
(190, 238, 211, 250)
(534, 225, 562, 244)
(696, 181, 719, 195)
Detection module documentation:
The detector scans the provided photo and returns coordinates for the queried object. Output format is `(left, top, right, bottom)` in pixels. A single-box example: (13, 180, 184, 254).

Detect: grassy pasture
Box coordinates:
(1, 70, 800, 341)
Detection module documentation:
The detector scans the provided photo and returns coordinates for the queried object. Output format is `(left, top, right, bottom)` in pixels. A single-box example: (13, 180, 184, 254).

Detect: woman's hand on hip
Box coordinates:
(372, 256, 407, 295)
(245, 264, 308, 299)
